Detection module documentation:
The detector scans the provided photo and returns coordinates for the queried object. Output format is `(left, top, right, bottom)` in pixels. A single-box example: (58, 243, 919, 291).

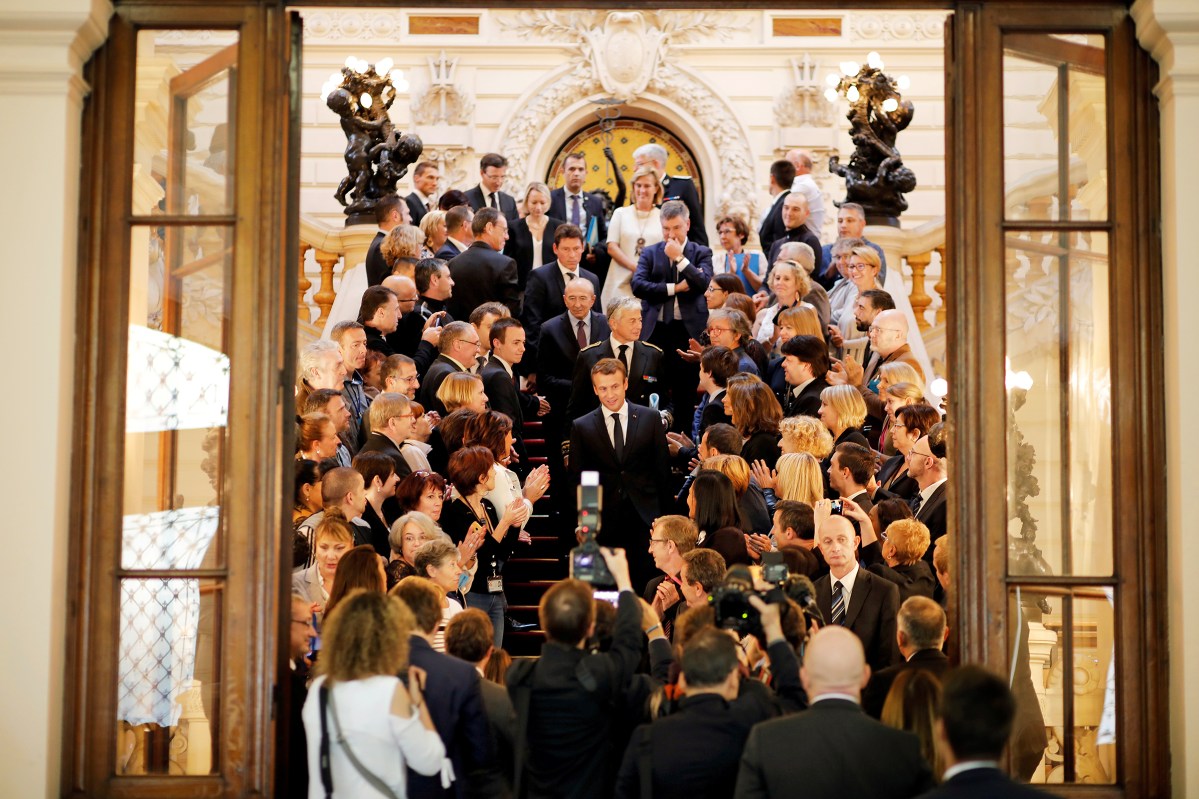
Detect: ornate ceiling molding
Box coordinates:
(846, 12, 947, 42)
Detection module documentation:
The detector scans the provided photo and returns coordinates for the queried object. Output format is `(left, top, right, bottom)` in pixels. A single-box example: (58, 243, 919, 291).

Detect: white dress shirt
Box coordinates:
(917, 477, 948, 513)
(569, 313, 591, 344)
(608, 336, 635, 372)
(829, 561, 861, 612)
(605, 401, 629, 450)
(563, 190, 589, 230)
(558, 262, 583, 286)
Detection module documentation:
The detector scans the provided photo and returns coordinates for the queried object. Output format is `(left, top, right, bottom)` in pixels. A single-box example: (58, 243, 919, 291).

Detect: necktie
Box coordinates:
(489, 193, 497, 209)
(566, 270, 577, 284)
(426, 200, 433, 212)
(618, 344, 629, 370)
(831, 581, 846, 626)
(663, 259, 679, 323)
(910, 493, 924, 516)
(476, 356, 486, 374)
(611, 412, 624, 460)
(576, 320, 587, 349)
(571, 195, 581, 226)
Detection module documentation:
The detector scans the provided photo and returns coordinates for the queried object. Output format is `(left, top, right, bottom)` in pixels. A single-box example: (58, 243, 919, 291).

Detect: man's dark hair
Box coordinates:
(414, 258, 447, 294)
(780, 334, 830, 378)
(860, 289, 896, 312)
(681, 549, 726, 594)
(445, 608, 494, 663)
(351, 450, 395, 490)
(469, 302, 509, 326)
(834, 442, 874, 486)
(381, 353, 415, 385)
(940, 665, 1017, 760)
(488, 316, 523, 350)
(680, 628, 740, 689)
(302, 388, 341, 416)
(413, 161, 436, 179)
(480, 152, 508, 171)
(374, 193, 404, 224)
(357, 285, 397, 326)
(554, 223, 584, 245)
(769, 159, 797, 189)
(471, 206, 503, 237)
(391, 577, 442, 635)
(873, 498, 914, 533)
(438, 189, 469, 211)
(701, 345, 740, 388)
(774, 500, 814, 541)
(539, 579, 595, 646)
(445, 204, 472, 234)
(703, 422, 743, 456)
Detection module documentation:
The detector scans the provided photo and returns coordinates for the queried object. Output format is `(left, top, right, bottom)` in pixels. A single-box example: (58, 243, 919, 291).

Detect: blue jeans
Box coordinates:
(466, 591, 506, 649)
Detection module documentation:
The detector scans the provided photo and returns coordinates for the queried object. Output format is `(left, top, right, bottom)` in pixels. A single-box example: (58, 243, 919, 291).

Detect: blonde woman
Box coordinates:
(778, 415, 834, 460)
(435, 372, 488, 414)
(381, 224, 424, 280)
(818, 385, 870, 493)
(751, 452, 824, 515)
(604, 164, 663, 308)
(753, 260, 815, 346)
(419, 210, 448, 259)
(507, 182, 561, 288)
(302, 590, 445, 797)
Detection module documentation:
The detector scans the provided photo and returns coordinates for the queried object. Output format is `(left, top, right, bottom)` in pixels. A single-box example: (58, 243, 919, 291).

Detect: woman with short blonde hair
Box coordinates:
(775, 453, 824, 507)
(436, 372, 487, 413)
(779, 415, 835, 460)
(303, 590, 445, 795)
(380, 224, 424, 279)
(818, 385, 870, 482)
(419, 209, 448, 258)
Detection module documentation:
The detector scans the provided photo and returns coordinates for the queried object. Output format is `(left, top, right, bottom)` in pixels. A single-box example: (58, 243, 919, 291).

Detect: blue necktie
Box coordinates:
(831, 581, 846, 626)
(570, 194, 581, 226)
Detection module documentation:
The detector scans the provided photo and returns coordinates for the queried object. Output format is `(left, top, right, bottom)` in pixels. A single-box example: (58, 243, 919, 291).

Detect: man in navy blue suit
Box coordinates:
(521, 224, 602, 367)
(631, 199, 713, 432)
(549, 151, 611, 283)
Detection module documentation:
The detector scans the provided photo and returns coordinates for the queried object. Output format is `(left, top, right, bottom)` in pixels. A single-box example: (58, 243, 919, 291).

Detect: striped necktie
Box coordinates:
(831, 581, 846, 626)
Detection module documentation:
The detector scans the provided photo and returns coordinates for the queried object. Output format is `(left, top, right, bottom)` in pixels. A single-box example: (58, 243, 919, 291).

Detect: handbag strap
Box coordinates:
(318, 685, 334, 799)
(324, 683, 404, 799)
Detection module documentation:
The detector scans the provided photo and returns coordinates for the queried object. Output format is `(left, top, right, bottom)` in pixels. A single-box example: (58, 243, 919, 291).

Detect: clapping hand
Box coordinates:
(750, 459, 778, 490)
(523, 465, 550, 504)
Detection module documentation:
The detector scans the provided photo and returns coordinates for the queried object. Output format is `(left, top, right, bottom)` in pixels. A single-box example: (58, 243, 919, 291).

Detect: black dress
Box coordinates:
(741, 429, 783, 468)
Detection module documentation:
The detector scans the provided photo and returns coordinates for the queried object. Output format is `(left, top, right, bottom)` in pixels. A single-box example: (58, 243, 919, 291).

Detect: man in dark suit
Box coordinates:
(691, 345, 738, 442)
(813, 513, 902, 674)
(631, 199, 712, 432)
(356, 392, 417, 482)
(757, 159, 797, 258)
(414, 257, 456, 323)
(734, 626, 933, 798)
(567, 296, 664, 420)
(537, 279, 610, 423)
(393, 578, 502, 799)
(418, 321, 480, 415)
(549, 151, 611, 280)
(522, 224, 602, 364)
(767, 192, 824, 275)
(829, 442, 876, 520)
(358, 284, 402, 357)
(437, 205, 474, 261)
(776, 334, 830, 418)
(862, 596, 949, 718)
(365, 193, 406, 287)
(383, 274, 443, 374)
(908, 431, 949, 565)
(569, 357, 671, 589)
(920, 666, 1061, 799)
(405, 160, 439, 225)
(446, 207, 520, 320)
(633, 142, 707, 245)
(481, 318, 546, 463)
(465, 152, 520, 228)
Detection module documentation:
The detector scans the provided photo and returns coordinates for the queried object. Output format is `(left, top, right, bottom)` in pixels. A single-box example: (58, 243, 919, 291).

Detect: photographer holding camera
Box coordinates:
(507, 547, 665, 799)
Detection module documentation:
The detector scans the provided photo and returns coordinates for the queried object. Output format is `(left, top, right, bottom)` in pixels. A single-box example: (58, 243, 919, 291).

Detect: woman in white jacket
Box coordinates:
(303, 589, 446, 798)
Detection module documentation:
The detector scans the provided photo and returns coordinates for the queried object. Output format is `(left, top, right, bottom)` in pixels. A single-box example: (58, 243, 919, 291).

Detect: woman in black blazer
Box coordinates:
(505, 182, 563, 290)
(877, 403, 941, 500)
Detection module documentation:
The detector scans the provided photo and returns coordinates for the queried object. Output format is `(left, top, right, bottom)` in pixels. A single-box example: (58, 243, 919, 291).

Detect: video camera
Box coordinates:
(570, 471, 614, 586)
(710, 555, 789, 640)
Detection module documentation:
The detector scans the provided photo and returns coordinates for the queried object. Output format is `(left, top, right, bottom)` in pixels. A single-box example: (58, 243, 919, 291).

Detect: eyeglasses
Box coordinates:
(394, 413, 416, 420)
(847, 263, 873, 273)
(869, 325, 901, 335)
(706, 326, 732, 335)
(908, 448, 934, 460)
(649, 538, 671, 546)
(461, 339, 481, 349)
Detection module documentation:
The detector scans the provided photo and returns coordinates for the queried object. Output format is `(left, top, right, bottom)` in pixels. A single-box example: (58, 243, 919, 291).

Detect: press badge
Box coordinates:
(487, 576, 504, 593)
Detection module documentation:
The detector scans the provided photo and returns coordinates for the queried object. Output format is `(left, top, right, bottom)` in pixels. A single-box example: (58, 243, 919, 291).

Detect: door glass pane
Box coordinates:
(1005, 231, 1111, 577)
(1003, 33, 1107, 222)
(133, 30, 239, 216)
(1010, 587, 1116, 784)
(117, 578, 222, 775)
(124, 225, 231, 569)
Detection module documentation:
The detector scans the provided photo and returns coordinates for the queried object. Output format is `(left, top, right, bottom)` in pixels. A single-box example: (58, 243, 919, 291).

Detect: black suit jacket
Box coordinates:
(632, 239, 714, 340)
(406, 636, 500, 799)
(776, 373, 829, 419)
(767, 224, 824, 276)
(522, 261, 603, 351)
(916, 766, 1057, 799)
(757, 191, 788, 259)
(862, 648, 950, 719)
(861, 541, 937, 606)
(734, 698, 933, 798)
(505, 215, 563, 290)
(406, 191, 429, 225)
(537, 311, 609, 414)
(365, 230, 389, 287)
(481, 355, 538, 455)
(418, 354, 466, 416)
(877, 453, 919, 499)
(915, 482, 948, 562)
(446, 242, 521, 320)
(465, 185, 520, 228)
(815, 567, 902, 673)
(661, 175, 707, 245)
(549, 187, 609, 244)
(569, 402, 670, 529)
(567, 339, 664, 420)
(356, 431, 413, 481)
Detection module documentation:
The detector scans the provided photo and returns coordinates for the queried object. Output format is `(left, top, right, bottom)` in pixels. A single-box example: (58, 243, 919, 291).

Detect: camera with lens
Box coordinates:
(570, 471, 614, 586)
(710, 554, 789, 640)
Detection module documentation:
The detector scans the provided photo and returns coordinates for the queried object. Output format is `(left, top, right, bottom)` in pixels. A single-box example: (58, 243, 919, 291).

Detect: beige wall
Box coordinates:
(0, 2, 1193, 797)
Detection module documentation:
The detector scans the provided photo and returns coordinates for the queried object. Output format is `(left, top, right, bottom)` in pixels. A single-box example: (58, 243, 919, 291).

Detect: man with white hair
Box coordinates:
(567, 295, 663, 420)
(633, 142, 707, 245)
(295, 339, 344, 414)
(734, 626, 933, 797)
(785, 148, 826, 237)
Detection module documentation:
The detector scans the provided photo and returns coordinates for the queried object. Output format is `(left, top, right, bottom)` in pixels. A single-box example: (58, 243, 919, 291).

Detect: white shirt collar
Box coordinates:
(610, 334, 634, 350)
(829, 560, 860, 605)
(919, 477, 947, 507)
(570, 313, 590, 333)
(559, 262, 583, 280)
(448, 236, 468, 252)
(444, 354, 468, 371)
(493, 354, 514, 376)
(415, 189, 434, 204)
(792, 375, 816, 395)
(942, 761, 1001, 782)
(810, 692, 860, 705)
(707, 385, 724, 399)
(605, 401, 629, 424)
